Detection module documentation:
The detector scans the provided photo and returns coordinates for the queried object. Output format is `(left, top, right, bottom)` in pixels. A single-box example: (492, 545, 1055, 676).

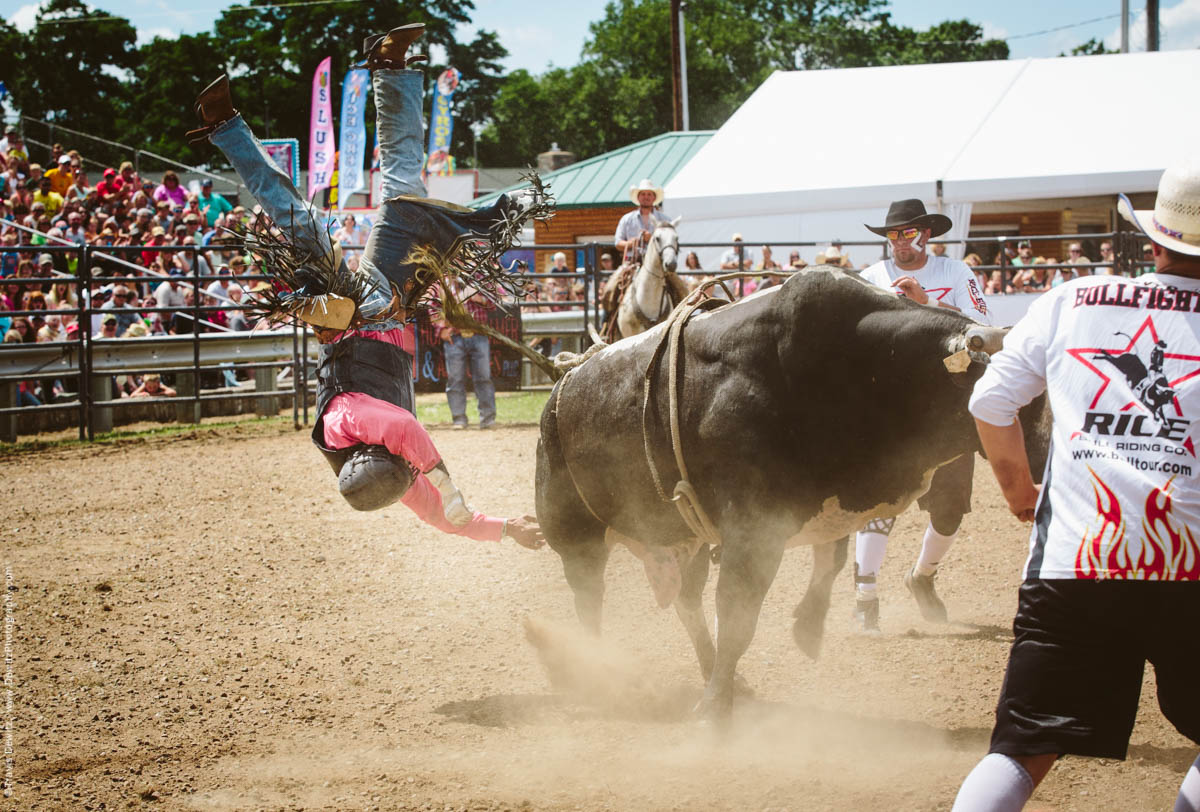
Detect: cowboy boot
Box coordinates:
(186, 74, 237, 145)
(362, 23, 427, 70)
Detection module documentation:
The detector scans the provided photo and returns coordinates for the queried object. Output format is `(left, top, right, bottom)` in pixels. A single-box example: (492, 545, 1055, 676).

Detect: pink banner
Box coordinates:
(307, 56, 335, 200)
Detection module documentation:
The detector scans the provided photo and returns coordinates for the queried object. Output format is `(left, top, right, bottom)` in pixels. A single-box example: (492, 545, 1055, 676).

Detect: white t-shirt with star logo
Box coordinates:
(970, 272, 1200, 581)
(861, 255, 991, 324)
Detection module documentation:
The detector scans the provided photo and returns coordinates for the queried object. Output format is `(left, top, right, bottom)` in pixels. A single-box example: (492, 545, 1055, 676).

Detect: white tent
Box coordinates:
(666, 50, 1200, 270)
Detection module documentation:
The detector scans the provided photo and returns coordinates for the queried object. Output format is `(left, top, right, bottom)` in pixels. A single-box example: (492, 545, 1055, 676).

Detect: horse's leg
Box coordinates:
(791, 536, 850, 659)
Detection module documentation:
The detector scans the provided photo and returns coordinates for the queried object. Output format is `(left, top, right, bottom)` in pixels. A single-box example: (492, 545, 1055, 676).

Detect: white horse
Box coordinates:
(612, 219, 683, 339)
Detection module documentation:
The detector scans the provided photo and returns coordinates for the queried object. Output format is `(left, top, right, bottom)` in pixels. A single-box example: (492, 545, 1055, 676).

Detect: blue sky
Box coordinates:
(4, 0, 1200, 72)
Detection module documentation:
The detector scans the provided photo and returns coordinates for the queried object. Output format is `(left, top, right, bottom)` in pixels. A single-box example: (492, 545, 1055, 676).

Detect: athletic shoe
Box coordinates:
(479, 419, 495, 430)
(451, 421, 467, 430)
(854, 597, 880, 632)
(905, 567, 948, 623)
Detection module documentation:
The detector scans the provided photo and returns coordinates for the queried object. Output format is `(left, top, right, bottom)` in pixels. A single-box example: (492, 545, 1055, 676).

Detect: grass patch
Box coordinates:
(414, 389, 551, 426)
(0, 391, 553, 455)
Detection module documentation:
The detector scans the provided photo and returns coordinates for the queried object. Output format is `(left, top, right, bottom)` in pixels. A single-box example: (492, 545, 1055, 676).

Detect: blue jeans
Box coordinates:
(442, 334, 495, 425)
(210, 68, 518, 316)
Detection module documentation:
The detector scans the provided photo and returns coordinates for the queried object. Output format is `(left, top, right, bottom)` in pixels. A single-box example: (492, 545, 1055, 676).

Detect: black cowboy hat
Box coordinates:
(865, 199, 952, 239)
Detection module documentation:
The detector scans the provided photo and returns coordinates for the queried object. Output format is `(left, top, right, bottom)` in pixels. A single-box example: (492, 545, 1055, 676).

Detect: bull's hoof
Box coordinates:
(791, 600, 828, 660)
(733, 673, 755, 699)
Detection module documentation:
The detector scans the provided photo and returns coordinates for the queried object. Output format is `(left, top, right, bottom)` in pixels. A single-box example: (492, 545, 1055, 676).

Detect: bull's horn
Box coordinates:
(966, 326, 1009, 355)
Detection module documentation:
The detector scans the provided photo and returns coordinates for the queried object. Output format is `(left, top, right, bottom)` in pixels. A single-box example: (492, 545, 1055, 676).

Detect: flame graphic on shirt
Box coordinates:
(1075, 468, 1200, 580)
(1142, 480, 1200, 580)
(1076, 467, 1124, 579)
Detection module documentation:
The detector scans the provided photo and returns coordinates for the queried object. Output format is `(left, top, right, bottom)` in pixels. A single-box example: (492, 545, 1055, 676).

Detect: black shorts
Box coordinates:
(917, 453, 974, 529)
(990, 578, 1200, 760)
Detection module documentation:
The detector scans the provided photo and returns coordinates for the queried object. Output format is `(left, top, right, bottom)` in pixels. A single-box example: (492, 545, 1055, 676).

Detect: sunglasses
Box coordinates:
(886, 227, 921, 243)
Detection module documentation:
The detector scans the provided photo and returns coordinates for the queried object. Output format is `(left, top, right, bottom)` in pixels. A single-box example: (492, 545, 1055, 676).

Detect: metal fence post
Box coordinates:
(81, 250, 95, 440)
(292, 322, 300, 430)
(190, 243, 202, 424)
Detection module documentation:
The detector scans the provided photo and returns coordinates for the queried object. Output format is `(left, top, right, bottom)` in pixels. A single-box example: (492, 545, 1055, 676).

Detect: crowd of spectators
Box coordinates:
(0, 126, 378, 406)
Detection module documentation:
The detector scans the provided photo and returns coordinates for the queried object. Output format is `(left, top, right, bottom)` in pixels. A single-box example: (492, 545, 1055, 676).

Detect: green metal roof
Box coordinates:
(471, 130, 714, 210)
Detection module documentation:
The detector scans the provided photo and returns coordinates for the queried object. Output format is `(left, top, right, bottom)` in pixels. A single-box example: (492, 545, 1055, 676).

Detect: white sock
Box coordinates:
(915, 522, 957, 576)
(1176, 753, 1200, 812)
(951, 753, 1034, 812)
(855, 531, 889, 598)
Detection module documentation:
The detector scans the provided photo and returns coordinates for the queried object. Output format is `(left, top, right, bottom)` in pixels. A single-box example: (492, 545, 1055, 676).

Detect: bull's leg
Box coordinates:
(673, 543, 715, 680)
(695, 534, 787, 726)
(536, 421, 610, 634)
(560, 540, 610, 634)
(791, 536, 850, 659)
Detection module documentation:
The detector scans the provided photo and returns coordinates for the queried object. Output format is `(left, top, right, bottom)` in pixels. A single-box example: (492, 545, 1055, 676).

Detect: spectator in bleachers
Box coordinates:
(44, 155, 73, 197)
(153, 170, 187, 208)
(172, 235, 211, 279)
(719, 233, 754, 270)
(94, 311, 119, 339)
(332, 213, 368, 258)
(100, 285, 139, 334)
(129, 373, 176, 398)
(65, 168, 90, 203)
(930, 242, 948, 257)
(64, 210, 86, 244)
(3, 126, 27, 162)
(225, 285, 250, 331)
(153, 268, 189, 311)
(205, 266, 235, 302)
(0, 232, 17, 277)
(37, 313, 66, 343)
(95, 168, 124, 205)
(33, 176, 64, 218)
(196, 178, 232, 227)
(47, 279, 77, 320)
(117, 162, 140, 197)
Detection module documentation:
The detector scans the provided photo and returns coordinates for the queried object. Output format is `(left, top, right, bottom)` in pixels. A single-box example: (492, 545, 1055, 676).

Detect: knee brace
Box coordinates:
(337, 444, 415, 511)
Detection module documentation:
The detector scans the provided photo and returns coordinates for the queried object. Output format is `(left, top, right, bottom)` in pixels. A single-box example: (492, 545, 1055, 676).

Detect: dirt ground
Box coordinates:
(3, 423, 1195, 811)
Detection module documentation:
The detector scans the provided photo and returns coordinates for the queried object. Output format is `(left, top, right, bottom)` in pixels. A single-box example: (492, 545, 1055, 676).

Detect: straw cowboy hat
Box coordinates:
(1118, 160, 1200, 257)
(629, 178, 664, 206)
(865, 198, 952, 239)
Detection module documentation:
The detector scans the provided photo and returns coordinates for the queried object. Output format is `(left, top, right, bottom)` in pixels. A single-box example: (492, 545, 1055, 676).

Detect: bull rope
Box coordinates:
(640, 270, 794, 548)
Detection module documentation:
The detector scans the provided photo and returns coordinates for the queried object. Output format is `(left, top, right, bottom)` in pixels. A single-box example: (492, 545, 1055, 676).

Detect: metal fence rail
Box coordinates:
(0, 221, 1154, 440)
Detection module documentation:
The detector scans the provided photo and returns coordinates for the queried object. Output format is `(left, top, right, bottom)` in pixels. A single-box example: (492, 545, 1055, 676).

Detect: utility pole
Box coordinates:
(670, 0, 683, 131)
(1147, 0, 1159, 51)
(1120, 0, 1129, 52)
(679, 2, 690, 131)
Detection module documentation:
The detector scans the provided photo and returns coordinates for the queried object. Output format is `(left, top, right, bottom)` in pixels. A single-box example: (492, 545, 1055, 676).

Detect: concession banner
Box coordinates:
(412, 303, 523, 393)
(337, 68, 370, 211)
(307, 56, 335, 200)
(424, 67, 460, 177)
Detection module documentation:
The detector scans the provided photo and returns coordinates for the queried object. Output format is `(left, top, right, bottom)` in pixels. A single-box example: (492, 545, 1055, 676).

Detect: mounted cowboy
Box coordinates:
(600, 178, 688, 341)
(615, 178, 671, 266)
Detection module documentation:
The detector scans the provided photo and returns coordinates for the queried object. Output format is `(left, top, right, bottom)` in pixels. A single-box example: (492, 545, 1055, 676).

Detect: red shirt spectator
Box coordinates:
(95, 168, 124, 204)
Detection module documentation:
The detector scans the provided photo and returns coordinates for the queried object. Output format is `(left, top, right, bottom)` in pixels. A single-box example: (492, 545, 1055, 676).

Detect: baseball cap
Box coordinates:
(103, 167, 116, 177)
(57, 154, 71, 164)
(1017, 239, 1031, 249)
(4, 125, 15, 135)
(37, 253, 53, 265)
(138, 207, 153, 218)
(168, 268, 183, 276)
(101, 313, 117, 324)
(151, 226, 165, 237)
(183, 213, 199, 224)
(201, 178, 213, 187)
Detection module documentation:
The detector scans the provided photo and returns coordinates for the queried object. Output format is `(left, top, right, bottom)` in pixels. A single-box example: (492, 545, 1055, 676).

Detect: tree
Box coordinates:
(122, 33, 225, 172)
(477, 0, 1008, 167)
(10, 0, 138, 162)
(1061, 38, 1116, 57)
